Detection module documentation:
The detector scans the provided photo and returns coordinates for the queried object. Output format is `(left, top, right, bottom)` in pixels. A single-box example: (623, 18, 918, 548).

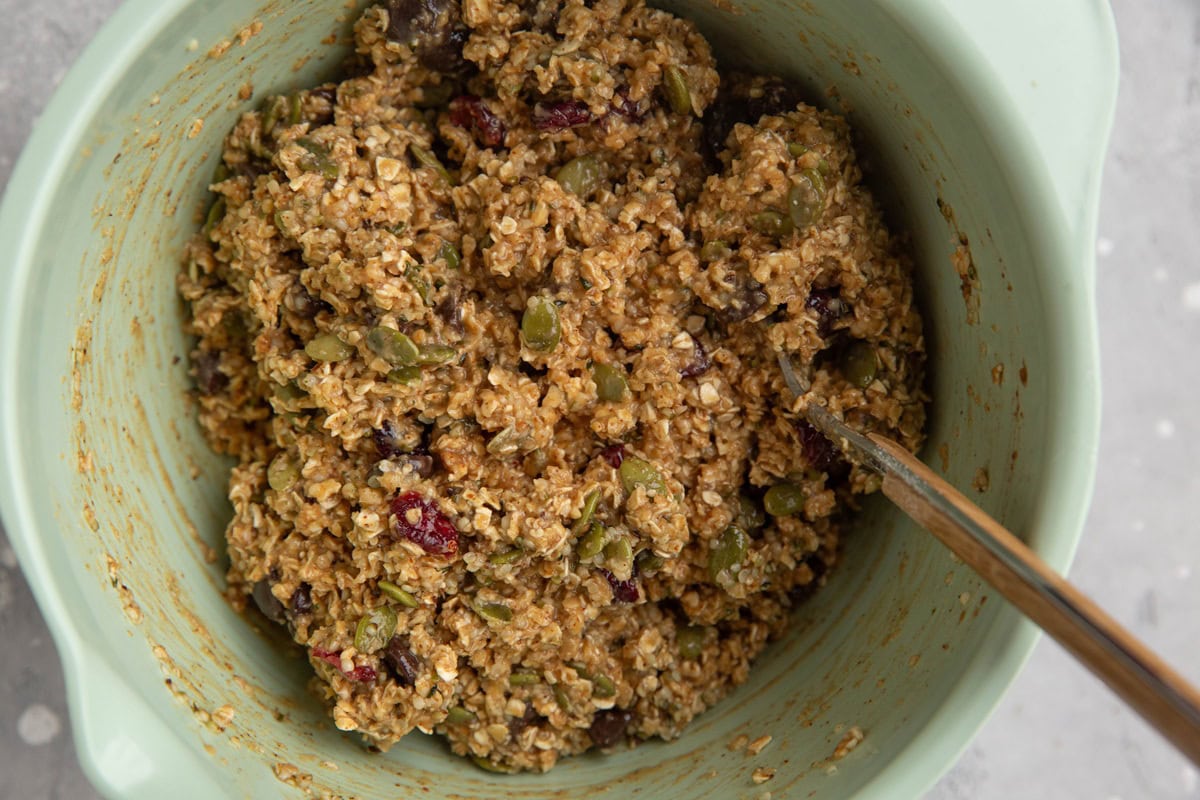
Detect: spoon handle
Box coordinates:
(868, 433, 1200, 766)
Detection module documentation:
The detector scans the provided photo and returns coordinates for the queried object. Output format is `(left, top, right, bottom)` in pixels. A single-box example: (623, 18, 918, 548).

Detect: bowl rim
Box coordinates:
(0, 0, 1117, 797)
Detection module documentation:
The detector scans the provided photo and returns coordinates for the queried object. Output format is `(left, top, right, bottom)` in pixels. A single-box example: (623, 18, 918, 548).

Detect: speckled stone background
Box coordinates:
(1, 1, 1197, 798)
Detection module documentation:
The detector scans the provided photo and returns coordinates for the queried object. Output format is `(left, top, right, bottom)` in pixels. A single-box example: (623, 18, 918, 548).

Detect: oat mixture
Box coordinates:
(179, 0, 925, 773)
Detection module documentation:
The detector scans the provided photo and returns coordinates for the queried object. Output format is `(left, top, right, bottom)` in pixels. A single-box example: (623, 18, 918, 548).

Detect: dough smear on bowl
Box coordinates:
(179, 0, 926, 772)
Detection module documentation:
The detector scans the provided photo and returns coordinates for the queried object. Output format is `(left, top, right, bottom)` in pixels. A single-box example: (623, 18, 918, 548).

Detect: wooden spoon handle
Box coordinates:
(870, 434, 1200, 766)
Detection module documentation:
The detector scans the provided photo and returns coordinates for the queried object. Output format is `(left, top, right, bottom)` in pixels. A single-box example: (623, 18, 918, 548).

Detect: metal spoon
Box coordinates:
(777, 354, 1200, 765)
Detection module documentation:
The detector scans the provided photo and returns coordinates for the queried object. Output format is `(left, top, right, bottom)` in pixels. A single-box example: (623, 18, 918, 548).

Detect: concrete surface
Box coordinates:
(1, 1, 1197, 798)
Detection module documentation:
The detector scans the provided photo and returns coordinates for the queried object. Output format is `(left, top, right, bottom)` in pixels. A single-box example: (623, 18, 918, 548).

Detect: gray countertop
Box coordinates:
(1, 1, 1197, 798)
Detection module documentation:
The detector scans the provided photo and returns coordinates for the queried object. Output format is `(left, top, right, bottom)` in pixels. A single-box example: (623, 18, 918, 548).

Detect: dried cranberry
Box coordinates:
(290, 583, 313, 616)
(449, 95, 506, 148)
(610, 86, 644, 121)
(533, 100, 593, 131)
(252, 579, 286, 624)
(588, 708, 634, 748)
(679, 334, 711, 378)
(805, 287, 846, 336)
(194, 351, 228, 395)
(311, 647, 378, 682)
(390, 491, 460, 556)
(383, 636, 422, 686)
(599, 443, 626, 468)
(600, 568, 639, 603)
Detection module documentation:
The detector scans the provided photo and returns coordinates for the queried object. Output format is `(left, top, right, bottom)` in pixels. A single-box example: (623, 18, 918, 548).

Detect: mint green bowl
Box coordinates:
(0, 1, 1117, 797)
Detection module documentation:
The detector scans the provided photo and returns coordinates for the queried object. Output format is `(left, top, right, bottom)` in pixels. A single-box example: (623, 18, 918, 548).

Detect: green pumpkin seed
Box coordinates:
(204, 196, 226, 235)
(635, 550, 665, 574)
(750, 209, 794, 239)
(787, 168, 827, 230)
(708, 526, 748, 582)
(472, 756, 513, 774)
(699, 240, 730, 262)
(212, 161, 231, 184)
(387, 366, 423, 386)
(416, 343, 458, 365)
(489, 548, 524, 566)
(366, 326, 419, 367)
(267, 453, 300, 492)
(438, 240, 461, 270)
(410, 144, 453, 185)
(261, 95, 284, 136)
(787, 142, 809, 157)
(353, 606, 398, 653)
(296, 137, 339, 180)
(663, 65, 693, 115)
(604, 537, 634, 577)
(474, 601, 513, 623)
(445, 706, 476, 725)
(591, 673, 616, 698)
(305, 332, 353, 362)
(591, 363, 628, 403)
(288, 93, 302, 125)
(619, 456, 667, 497)
(677, 625, 707, 660)
(508, 671, 539, 687)
(571, 488, 601, 535)
(521, 296, 561, 352)
(553, 685, 571, 711)
(377, 580, 419, 608)
(763, 482, 805, 517)
(841, 340, 878, 388)
(576, 521, 607, 560)
(554, 154, 601, 198)
(738, 494, 766, 531)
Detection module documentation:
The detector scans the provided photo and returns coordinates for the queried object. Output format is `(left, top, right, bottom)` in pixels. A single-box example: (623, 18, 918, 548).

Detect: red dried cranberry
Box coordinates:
(600, 568, 639, 603)
(311, 647, 378, 682)
(679, 334, 711, 378)
(533, 100, 593, 131)
(449, 95, 506, 148)
(390, 491, 460, 556)
(805, 287, 846, 336)
(610, 86, 645, 121)
(599, 443, 626, 468)
(589, 708, 634, 748)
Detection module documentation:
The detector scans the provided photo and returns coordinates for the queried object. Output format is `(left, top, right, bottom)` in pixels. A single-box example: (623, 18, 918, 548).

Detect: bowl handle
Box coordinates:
(66, 644, 227, 799)
(933, 0, 1120, 248)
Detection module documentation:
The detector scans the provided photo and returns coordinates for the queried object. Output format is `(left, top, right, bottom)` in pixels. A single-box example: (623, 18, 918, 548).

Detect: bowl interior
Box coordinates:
(3, 0, 1088, 796)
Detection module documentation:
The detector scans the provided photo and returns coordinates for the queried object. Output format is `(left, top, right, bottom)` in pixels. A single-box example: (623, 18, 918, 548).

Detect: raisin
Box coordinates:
(449, 95, 506, 148)
(290, 583, 313, 616)
(385, 0, 469, 73)
(390, 491, 460, 556)
(193, 351, 228, 395)
(588, 708, 634, 748)
(382, 636, 422, 686)
(374, 420, 406, 459)
(704, 74, 804, 159)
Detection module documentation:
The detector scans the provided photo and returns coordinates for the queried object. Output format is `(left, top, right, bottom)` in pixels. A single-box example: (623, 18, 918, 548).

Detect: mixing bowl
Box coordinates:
(0, 0, 1117, 797)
